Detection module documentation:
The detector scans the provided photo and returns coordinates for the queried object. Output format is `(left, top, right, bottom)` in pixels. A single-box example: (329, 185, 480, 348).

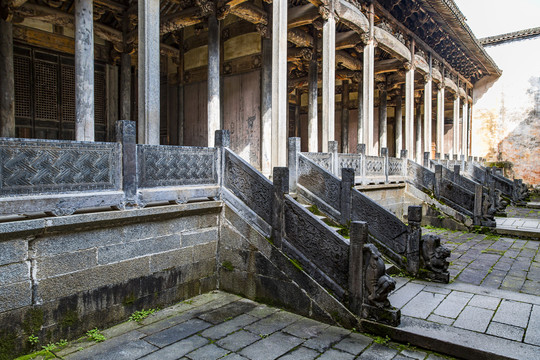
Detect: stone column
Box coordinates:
(271, 0, 288, 167)
(357, 78, 363, 150)
(452, 93, 460, 156)
(395, 86, 403, 157)
(341, 80, 349, 153)
(462, 96, 468, 156)
(322, 3, 335, 152)
(436, 80, 445, 155)
(207, 13, 221, 147)
(120, 53, 131, 121)
(377, 81, 387, 153)
(138, 0, 160, 144)
(362, 27, 375, 154)
(404, 61, 415, 159)
(0, 16, 15, 137)
(415, 95, 422, 163)
(423, 74, 432, 155)
(75, 0, 94, 141)
(261, 34, 272, 176)
(307, 30, 318, 152)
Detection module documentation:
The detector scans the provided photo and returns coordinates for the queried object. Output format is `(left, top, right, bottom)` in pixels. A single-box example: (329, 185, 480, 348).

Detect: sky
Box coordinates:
(453, 0, 540, 38)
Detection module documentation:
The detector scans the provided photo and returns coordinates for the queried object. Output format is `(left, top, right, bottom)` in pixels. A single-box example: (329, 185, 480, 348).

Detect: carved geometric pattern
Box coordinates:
(365, 156, 384, 176)
(301, 152, 332, 172)
(388, 158, 403, 176)
(283, 198, 349, 288)
(407, 160, 435, 192)
(224, 149, 273, 224)
(338, 154, 362, 177)
(298, 155, 341, 212)
(138, 145, 217, 188)
(351, 189, 408, 255)
(440, 180, 474, 213)
(0, 139, 121, 196)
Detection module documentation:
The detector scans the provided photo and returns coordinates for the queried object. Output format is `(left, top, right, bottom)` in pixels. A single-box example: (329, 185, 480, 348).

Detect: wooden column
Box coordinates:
(362, 3, 375, 155)
(261, 33, 272, 175)
(436, 80, 445, 155)
(0, 17, 15, 137)
(322, 3, 336, 152)
(423, 74, 432, 154)
(307, 27, 318, 152)
(75, 0, 94, 141)
(272, 0, 288, 167)
(295, 89, 301, 137)
(138, 0, 160, 144)
(452, 93, 460, 156)
(106, 64, 119, 139)
(341, 80, 349, 153)
(395, 86, 403, 157)
(377, 81, 387, 153)
(207, 13, 221, 147)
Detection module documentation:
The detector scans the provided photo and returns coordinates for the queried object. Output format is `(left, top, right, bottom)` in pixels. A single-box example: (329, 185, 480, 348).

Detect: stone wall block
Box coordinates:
(35, 227, 124, 257)
(0, 239, 28, 266)
(35, 249, 97, 280)
(0, 281, 32, 313)
(36, 257, 150, 302)
(192, 241, 218, 263)
(122, 221, 177, 242)
(198, 213, 219, 228)
(220, 224, 247, 251)
(149, 247, 193, 273)
(0, 261, 30, 285)
(97, 234, 181, 265)
(182, 228, 219, 247)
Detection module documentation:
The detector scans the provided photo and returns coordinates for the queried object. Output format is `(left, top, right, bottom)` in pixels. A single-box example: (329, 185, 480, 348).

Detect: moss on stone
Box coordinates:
(221, 261, 235, 271)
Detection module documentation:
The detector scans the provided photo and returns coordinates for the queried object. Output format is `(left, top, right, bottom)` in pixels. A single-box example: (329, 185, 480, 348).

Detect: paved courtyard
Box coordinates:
(44, 292, 448, 360)
(422, 226, 540, 295)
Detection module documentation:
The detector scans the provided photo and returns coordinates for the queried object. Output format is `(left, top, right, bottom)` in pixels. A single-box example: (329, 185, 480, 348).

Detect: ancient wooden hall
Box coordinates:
(0, 0, 500, 174)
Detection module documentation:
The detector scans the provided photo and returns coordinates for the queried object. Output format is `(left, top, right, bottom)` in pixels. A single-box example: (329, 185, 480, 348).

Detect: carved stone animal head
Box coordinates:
(421, 234, 451, 274)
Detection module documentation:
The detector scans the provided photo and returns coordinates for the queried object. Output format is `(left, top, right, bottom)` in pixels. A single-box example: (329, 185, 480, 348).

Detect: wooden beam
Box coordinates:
(336, 30, 361, 50)
(229, 3, 267, 25)
(374, 58, 401, 74)
(160, 7, 205, 35)
(336, 50, 362, 71)
(94, 0, 126, 14)
(288, 27, 313, 47)
(287, 4, 319, 29)
(287, 47, 312, 61)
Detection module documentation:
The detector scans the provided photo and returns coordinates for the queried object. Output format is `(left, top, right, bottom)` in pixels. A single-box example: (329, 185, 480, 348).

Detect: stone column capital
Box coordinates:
(424, 74, 432, 83)
(403, 61, 415, 71)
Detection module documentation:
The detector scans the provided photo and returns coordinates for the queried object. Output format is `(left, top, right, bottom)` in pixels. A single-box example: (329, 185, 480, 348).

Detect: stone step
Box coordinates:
(362, 316, 539, 360)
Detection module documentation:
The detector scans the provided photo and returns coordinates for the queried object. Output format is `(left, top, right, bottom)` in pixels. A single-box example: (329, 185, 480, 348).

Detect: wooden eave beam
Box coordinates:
(94, 0, 126, 14)
(374, 58, 401, 74)
(287, 4, 319, 29)
(229, 3, 267, 25)
(288, 28, 313, 47)
(160, 7, 205, 35)
(336, 50, 362, 71)
(335, 30, 361, 50)
(335, 0, 369, 34)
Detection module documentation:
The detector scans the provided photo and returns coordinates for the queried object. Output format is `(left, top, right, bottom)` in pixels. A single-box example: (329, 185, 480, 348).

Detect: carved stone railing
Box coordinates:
(301, 142, 406, 185)
(407, 159, 435, 193)
(0, 121, 221, 216)
(0, 137, 123, 216)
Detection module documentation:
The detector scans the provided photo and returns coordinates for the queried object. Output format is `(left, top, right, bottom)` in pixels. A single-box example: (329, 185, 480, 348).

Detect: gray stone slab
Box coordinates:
(399, 348, 428, 359)
(357, 343, 397, 360)
(333, 332, 372, 355)
(282, 317, 330, 339)
(388, 282, 425, 309)
(198, 300, 257, 325)
(244, 311, 300, 336)
(453, 306, 493, 333)
(433, 291, 472, 318)
(144, 319, 212, 348)
(427, 314, 454, 326)
(468, 294, 501, 310)
(486, 322, 525, 342)
(97, 234, 181, 265)
(492, 299, 532, 328)
(0, 239, 27, 266)
(303, 326, 350, 352)
(422, 285, 451, 295)
(200, 314, 257, 339)
(218, 355, 248, 360)
(246, 304, 279, 318)
(216, 330, 261, 352)
(184, 343, 229, 359)
(139, 335, 208, 360)
(316, 348, 355, 359)
(524, 304, 540, 346)
(277, 346, 319, 360)
(67, 330, 156, 360)
(182, 228, 219, 247)
(239, 331, 303, 360)
(0, 261, 29, 284)
(0, 280, 32, 312)
(401, 291, 446, 319)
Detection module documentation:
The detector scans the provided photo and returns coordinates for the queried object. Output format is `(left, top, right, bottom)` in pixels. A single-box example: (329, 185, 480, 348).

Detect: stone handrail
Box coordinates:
(407, 159, 435, 193)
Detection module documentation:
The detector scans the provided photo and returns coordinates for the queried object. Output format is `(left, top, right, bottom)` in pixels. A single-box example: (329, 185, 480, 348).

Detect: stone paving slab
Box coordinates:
(423, 227, 540, 294)
(37, 291, 455, 360)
